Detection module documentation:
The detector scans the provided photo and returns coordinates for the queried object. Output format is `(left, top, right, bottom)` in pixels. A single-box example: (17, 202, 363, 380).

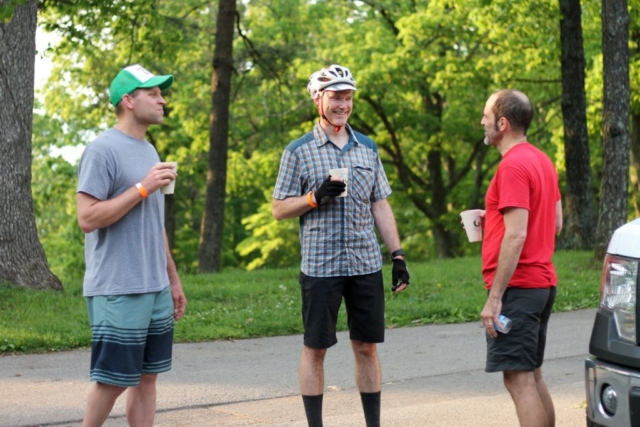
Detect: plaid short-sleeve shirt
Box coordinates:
(273, 123, 392, 277)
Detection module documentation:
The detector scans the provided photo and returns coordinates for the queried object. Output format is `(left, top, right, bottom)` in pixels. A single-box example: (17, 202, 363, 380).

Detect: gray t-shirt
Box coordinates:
(77, 128, 169, 297)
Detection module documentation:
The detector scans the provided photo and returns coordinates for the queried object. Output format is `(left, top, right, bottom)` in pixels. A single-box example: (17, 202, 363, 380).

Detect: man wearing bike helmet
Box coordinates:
(272, 64, 410, 427)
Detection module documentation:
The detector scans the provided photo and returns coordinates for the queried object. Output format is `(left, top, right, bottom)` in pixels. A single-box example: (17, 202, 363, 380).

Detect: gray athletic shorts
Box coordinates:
(485, 286, 556, 373)
(86, 286, 174, 387)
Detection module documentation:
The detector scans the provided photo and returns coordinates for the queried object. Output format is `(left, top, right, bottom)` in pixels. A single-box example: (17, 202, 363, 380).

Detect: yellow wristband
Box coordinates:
(306, 191, 317, 208)
(135, 182, 148, 198)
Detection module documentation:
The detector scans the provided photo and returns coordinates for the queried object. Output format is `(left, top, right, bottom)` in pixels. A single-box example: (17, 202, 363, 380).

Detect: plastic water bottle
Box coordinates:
(494, 315, 512, 333)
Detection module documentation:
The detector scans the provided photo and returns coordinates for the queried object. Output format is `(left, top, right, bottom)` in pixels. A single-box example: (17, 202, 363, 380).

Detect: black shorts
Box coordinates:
(299, 271, 385, 349)
(486, 286, 556, 373)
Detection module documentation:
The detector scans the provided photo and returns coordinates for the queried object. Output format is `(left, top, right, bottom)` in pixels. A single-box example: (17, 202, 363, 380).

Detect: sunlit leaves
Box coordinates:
(33, 0, 629, 268)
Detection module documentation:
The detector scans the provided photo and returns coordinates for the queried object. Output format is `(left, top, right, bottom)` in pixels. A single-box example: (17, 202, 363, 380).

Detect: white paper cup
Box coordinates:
(158, 162, 178, 195)
(460, 209, 483, 242)
(329, 168, 348, 197)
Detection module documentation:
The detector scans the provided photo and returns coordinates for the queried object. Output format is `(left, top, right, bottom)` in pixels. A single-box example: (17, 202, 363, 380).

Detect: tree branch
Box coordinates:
(446, 136, 485, 192)
(354, 0, 399, 36)
(235, 10, 283, 86)
(360, 94, 435, 217)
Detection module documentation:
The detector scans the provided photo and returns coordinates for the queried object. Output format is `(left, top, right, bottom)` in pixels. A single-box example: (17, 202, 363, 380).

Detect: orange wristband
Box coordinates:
(135, 182, 148, 198)
(306, 191, 317, 208)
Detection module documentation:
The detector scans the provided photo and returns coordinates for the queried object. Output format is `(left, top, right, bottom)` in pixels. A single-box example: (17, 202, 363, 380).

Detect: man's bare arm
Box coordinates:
(481, 207, 528, 337)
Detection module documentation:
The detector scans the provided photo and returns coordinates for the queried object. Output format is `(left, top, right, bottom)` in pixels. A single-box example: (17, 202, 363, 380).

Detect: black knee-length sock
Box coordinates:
(302, 394, 323, 427)
(360, 391, 381, 427)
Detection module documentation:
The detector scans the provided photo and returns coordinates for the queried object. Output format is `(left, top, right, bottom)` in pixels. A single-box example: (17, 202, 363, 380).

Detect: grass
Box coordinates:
(0, 250, 602, 354)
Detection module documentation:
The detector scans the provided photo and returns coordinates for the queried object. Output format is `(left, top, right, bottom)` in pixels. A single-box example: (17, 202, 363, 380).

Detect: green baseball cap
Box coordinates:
(109, 64, 174, 106)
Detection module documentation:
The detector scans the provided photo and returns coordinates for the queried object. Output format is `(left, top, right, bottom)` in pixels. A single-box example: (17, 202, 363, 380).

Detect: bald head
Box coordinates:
(489, 89, 533, 135)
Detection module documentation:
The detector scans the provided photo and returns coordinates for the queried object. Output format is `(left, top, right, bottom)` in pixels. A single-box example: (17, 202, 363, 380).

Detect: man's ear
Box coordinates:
(121, 93, 135, 110)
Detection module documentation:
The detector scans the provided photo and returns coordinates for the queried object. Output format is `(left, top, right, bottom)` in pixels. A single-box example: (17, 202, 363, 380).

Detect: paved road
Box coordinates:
(0, 309, 595, 427)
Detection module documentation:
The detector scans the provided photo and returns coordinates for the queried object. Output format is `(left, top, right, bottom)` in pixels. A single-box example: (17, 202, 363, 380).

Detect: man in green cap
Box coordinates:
(76, 65, 186, 427)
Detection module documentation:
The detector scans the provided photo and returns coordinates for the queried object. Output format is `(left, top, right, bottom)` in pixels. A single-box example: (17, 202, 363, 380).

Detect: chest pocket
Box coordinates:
(350, 164, 375, 202)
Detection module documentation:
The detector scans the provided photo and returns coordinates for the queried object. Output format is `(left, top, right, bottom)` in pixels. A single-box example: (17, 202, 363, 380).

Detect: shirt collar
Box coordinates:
(313, 122, 359, 147)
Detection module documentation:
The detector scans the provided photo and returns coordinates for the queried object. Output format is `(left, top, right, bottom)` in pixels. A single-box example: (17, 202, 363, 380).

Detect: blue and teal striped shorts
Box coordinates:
(86, 286, 174, 387)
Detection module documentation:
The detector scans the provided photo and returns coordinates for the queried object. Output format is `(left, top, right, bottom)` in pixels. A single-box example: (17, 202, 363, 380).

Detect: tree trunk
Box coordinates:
(631, 112, 640, 217)
(0, 0, 62, 290)
(198, 0, 236, 273)
(427, 148, 456, 258)
(629, 30, 640, 218)
(470, 146, 489, 210)
(165, 195, 176, 251)
(594, 0, 630, 260)
(558, 0, 595, 249)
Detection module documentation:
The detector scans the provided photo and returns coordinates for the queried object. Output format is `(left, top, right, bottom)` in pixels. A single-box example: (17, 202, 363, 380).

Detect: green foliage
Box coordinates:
(237, 198, 301, 270)
(0, 251, 601, 353)
(31, 0, 636, 271)
(0, 0, 27, 23)
(31, 107, 85, 279)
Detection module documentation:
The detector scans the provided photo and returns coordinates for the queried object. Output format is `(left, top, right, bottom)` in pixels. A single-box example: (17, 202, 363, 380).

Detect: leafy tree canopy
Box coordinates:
(33, 0, 630, 276)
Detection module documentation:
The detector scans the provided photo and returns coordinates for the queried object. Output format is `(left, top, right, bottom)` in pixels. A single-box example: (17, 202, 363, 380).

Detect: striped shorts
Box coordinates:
(86, 286, 174, 387)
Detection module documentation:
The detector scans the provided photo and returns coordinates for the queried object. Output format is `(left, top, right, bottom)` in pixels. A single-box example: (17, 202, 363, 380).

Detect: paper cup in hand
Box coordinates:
(460, 209, 483, 242)
(329, 168, 348, 197)
(158, 162, 178, 195)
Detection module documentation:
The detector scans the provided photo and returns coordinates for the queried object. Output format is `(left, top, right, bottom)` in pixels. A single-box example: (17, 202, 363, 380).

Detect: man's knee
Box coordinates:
(136, 374, 158, 390)
(503, 370, 535, 392)
(352, 340, 377, 359)
(533, 367, 544, 382)
(303, 346, 327, 363)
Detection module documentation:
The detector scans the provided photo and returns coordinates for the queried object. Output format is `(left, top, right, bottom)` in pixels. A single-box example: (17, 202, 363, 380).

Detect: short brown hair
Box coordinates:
(114, 89, 141, 115)
(491, 89, 533, 134)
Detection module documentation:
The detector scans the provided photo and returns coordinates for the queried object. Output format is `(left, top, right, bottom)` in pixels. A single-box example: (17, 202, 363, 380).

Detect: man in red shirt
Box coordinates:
(479, 89, 563, 427)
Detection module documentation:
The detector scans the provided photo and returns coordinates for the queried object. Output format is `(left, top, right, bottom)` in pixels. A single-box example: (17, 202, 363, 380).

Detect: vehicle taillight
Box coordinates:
(601, 255, 638, 343)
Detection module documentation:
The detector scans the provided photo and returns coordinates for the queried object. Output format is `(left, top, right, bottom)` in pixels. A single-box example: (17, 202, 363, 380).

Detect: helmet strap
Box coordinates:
(318, 93, 343, 133)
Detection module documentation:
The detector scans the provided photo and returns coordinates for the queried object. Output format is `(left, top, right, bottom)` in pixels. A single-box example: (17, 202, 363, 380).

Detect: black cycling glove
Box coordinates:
(314, 176, 346, 205)
(391, 258, 410, 292)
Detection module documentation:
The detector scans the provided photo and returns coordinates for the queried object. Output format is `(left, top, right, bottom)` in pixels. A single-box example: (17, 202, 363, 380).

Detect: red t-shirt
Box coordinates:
(482, 143, 560, 289)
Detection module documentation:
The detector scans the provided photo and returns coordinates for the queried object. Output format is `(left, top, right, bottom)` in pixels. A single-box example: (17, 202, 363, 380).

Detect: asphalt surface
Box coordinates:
(0, 308, 596, 427)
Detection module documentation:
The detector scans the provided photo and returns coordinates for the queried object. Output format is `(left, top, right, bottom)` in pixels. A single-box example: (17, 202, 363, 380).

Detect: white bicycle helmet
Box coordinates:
(307, 64, 357, 99)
